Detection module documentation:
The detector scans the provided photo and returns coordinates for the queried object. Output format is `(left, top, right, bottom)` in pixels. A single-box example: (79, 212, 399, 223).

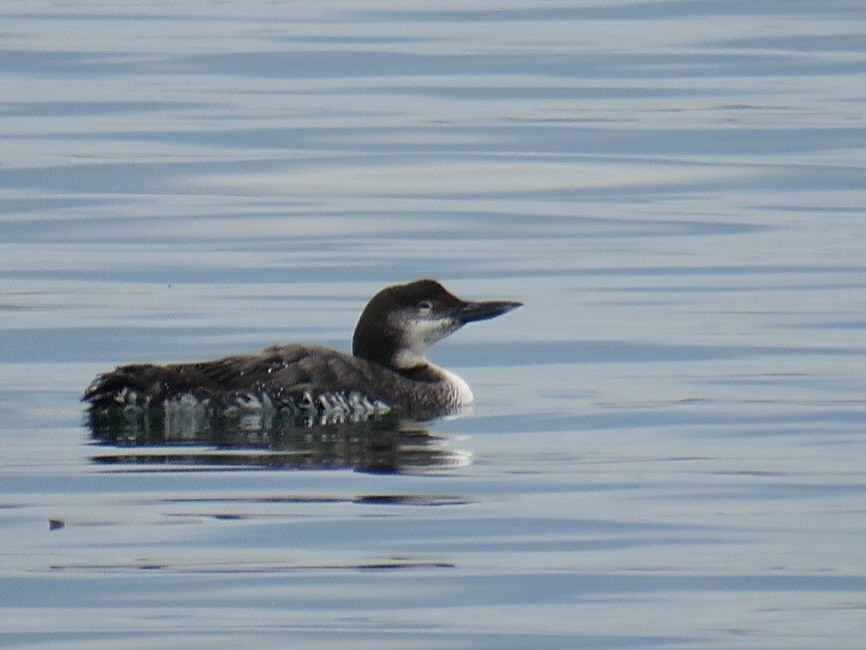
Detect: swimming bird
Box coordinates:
(83, 279, 521, 421)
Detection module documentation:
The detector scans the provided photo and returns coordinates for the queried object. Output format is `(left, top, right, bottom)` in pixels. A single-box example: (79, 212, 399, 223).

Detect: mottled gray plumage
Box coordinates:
(83, 279, 521, 421)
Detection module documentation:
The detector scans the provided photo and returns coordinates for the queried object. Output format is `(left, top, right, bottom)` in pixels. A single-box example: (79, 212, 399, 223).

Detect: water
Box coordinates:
(2, 1, 866, 648)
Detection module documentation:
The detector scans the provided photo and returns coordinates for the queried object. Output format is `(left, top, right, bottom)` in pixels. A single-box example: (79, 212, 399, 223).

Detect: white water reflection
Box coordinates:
(189, 159, 746, 196)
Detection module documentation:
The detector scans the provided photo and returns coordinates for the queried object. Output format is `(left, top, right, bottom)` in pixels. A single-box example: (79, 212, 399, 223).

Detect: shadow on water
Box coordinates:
(86, 407, 469, 475)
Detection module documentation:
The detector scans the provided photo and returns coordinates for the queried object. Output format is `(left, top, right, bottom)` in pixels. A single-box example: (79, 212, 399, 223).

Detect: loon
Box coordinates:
(83, 279, 521, 421)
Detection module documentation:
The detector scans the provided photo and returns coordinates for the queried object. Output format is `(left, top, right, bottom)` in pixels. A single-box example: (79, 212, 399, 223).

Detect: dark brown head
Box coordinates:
(352, 279, 522, 371)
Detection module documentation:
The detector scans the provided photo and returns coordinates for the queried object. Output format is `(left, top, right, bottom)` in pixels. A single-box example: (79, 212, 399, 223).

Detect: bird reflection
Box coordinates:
(86, 406, 469, 474)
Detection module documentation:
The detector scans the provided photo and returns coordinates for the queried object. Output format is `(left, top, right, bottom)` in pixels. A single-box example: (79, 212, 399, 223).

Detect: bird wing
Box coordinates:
(83, 344, 402, 411)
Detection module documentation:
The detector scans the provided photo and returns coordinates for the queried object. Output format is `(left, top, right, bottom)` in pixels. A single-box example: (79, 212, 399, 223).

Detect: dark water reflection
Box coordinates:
(88, 409, 467, 474)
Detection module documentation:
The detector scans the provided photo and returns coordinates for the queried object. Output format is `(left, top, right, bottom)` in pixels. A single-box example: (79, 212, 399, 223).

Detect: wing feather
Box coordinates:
(83, 344, 407, 412)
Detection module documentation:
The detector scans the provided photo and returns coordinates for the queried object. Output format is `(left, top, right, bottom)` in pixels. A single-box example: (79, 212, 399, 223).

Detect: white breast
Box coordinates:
(439, 367, 475, 406)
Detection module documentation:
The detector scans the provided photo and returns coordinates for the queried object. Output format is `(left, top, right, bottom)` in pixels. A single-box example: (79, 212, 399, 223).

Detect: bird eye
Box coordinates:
(417, 301, 432, 313)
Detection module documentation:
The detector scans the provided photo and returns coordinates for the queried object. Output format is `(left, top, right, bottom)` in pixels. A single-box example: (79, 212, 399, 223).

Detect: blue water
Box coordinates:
(2, 2, 866, 648)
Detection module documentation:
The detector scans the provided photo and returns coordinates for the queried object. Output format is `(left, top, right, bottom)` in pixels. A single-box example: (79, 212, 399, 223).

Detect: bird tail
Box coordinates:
(82, 364, 188, 410)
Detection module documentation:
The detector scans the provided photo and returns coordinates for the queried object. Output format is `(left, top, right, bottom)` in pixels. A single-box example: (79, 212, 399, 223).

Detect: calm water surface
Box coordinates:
(2, 2, 866, 648)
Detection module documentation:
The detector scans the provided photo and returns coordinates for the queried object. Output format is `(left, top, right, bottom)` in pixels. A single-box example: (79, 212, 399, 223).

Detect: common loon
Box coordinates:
(83, 279, 521, 421)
